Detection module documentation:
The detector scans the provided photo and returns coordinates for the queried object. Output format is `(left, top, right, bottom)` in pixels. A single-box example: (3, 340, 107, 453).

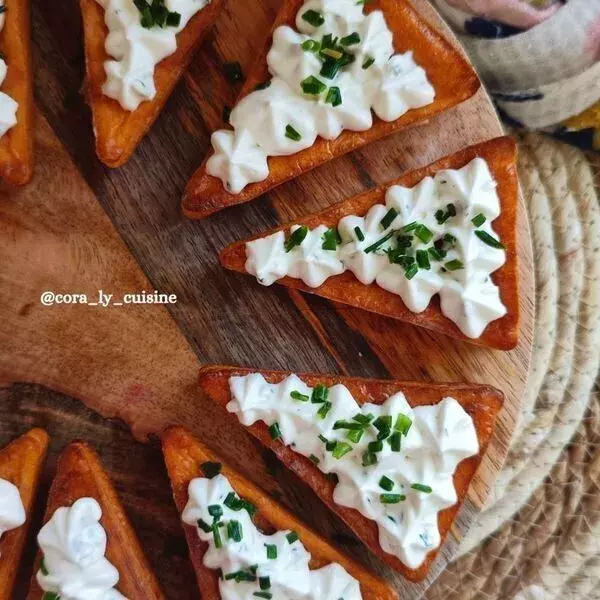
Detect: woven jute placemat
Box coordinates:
(425, 131, 600, 599)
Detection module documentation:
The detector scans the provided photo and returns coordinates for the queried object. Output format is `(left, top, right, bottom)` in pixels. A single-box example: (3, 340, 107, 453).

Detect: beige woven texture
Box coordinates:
(426, 132, 600, 599)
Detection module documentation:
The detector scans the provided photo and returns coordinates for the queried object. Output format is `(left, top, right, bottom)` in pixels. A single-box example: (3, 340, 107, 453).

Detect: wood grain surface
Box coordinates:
(0, 0, 534, 598)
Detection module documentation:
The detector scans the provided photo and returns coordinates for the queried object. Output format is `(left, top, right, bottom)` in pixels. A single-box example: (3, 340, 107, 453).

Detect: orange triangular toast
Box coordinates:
(80, 0, 224, 167)
(0, 429, 49, 600)
(162, 425, 399, 599)
(197, 365, 505, 582)
(220, 137, 519, 350)
(0, 0, 34, 185)
(26, 441, 165, 600)
(182, 0, 480, 218)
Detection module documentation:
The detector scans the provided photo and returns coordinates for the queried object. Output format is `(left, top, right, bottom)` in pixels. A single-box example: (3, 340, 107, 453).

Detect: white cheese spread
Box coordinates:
(0, 478, 26, 556)
(227, 373, 480, 570)
(0, 2, 19, 138)
(245, 156, 507, 339)
(207, 0, 435, 194)
(182, 472, 362, 599)
(94, 0, 209, 111)
(36, 497, 128, 600)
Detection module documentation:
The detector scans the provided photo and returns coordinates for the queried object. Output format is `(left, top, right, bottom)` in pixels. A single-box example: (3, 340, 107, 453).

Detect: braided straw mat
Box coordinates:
(424, 131, 600, 599)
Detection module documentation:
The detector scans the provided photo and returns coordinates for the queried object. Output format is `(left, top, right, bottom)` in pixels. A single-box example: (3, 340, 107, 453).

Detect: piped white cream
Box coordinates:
(0, 478, 26, 556)
(0, 1, 19, 138)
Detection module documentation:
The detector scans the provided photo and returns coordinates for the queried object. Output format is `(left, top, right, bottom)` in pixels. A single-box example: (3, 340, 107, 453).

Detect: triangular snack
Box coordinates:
(26, 441, 165, 599)
(80, 0, 224, 167)
(0, 429, 49, 600)
(197, 365, 505, 582)
(220, 137, 519, 350)
(0, 0, 34, 185)
(182, 0, 480, 218)
(162, 425, 398, 599)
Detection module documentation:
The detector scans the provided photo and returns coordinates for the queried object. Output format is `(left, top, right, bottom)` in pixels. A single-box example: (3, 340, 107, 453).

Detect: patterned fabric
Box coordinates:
(432, 0, 600, 151)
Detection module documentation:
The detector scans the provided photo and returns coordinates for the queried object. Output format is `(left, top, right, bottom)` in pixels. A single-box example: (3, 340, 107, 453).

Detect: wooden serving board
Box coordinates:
(0, 0, 534, 598)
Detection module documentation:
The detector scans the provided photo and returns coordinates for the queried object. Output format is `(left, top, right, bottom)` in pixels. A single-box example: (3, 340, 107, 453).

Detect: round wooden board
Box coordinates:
(0, 0, 533, 598)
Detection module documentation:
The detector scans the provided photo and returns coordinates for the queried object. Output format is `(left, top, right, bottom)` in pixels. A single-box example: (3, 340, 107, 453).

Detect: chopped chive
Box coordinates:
(325, 86, 342, 107)
(374, 415, 392, 431)
(321, 47, 344, 60)
(362, 56, 375, 69)
(227, 520, 243, 542)
(268, 422, 282, 440)
(379, 476, 394, 491)
(223, 61, 244, 84)
(265, 543, 277, 559)
(253, 593, 273, 599)
(368, 440, 384, 453)
(405, 263, 419, 280)
(197, 518, 212, 533)
(333, 419, 364, 431)
(428, 246, 445, 261)
(364, 231, 394, 254)
(471, 213, 486, 227)
(332, 441, 353, 459)
(354, 226, 365, 241)
(380, 207, 398, 230)
(475, 230, 504, 249)
(301, 75, 327, 95)
(309, 453, 320, 464)
(322, 227, 341, 250)
(414, 224, 434, 244)
(444, 259, 464, 271)
(435, 203, 456, 224)
(353, 413, 375, 425)
(224, 492, 241, 511)
(301, 39, 320, 52)
(208, 504, 223, 521)
(285, 124, 302, 141)
(340, 32, 361, 46)
(416, 249, 430, 270)
(320, 59, 341, 80)
(301, 9, 325, 26)
(412, 483, 433, 494)
(286, 531, 299, 544)
(381, 493, 406, 504)
(311, 384, 329, 404)
(42, 594, 60, 600)
(402, 221, 418, 232)
(444, 233, 457, 246)
(285, 226, 308, 252)
(394, 413, 413, 435)
(212, 524, 223, 548)
(291, 390, 309, 402)
(346, 428, 364, 443)
(317, 401, 332, 419)
(242, 500, 257, 517)
(200, 461, 222, 479)
(259, 576, 271, 590)
(166, 11, 181, 27)
(389, 431, 402, 452)
(362, 451, 378, 467)
(318, 434, 329, 444)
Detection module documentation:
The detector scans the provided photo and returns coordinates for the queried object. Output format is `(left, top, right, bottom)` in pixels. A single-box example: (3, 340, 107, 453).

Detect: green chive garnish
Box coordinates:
(381, 493, 406, 504)
(354, 226, 365, 241)
(380, 207, 398, 230)
(389, 431, 402, 452)
(414, 224, 434, 243)
(253, 593, 273, 599)
(166, 11, 181, 27)
(268, 422, 282, 440)
(402, 221, 418, 232)
(291, 390, 309, 402)
(212, 524, 223, 548)
(325, 86, 342, 107)
(362, 56, 375, 69)
(309, 453, 320, 464)
(42, 594, 60, 600)
(265, 543, 277, 559)
(311, 384, 329, 404)
(197, 518, 212, 533)
(412, 483, 433, 494)
(368, 440, 383, 453)
(435, 203, 456, 224)
(444, 259, 464, 271)
(286, 531, 299, 544)
(242, 500, 257, 517)
(364, 231, 394, 254)
(259, 576, 271, 590)
(321, 47, 344, 60)
(208, 504, 223, 521)
(475, 230, 504, 249)
(322, 227, 341, 250)
(471, 213, 486, 227)
(340, 32, 360, 46)
(301, 39, 320, 52)
(362, 451, 377, 467)
(405, 263, 419, 280)
(227, 520, 243, 542)
(200, 461, 222, 479)
(416, 249, 430, 270)
(379, 476, 394, 491)
(317, 401, 332, 419)
(374, 415, 392, 431)
(301, 9, 325, 26)
(223, 492, 241, 511)
(353, 412, 374, 424)
(285, 226, 308, 252)
(333, 419, 364, 431)
(428, 246, 445, 261)
(332, 441, 353, 459)
(395, 413, 412, 435)
(346, 428, 364, 443)
(285, 124, 302, 141)
(320, 59, 341, 80)
(301, 75, 326, 95)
